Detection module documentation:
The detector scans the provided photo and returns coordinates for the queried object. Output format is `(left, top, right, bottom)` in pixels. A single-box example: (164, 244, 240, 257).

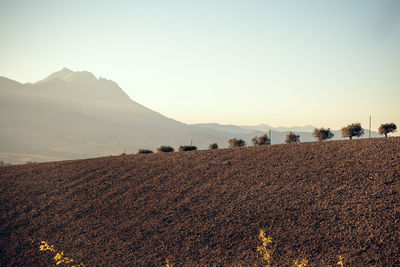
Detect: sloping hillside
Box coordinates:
(1, 138, 399, 266)
(0, 70, 229, 163)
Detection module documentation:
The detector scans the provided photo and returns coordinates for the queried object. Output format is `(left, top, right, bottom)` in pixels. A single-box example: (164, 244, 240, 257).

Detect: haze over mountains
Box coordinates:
(0, 68, 378, 163)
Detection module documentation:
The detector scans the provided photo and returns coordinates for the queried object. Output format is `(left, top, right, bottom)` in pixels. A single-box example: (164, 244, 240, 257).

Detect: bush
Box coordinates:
(157, 146, 174, 153)
(285, 132, 300, 144)
(378, 123, 397, 138)
(137, 149, 153, 154)
(228, 138, 246, 148)
(313, 127, 334, 141)
(259, 134, 271, 145)
(209, 143, 218, 150)
(252, 134, 271, 146)
(251, 136, 259, 146)
(178, 145, 197, 152)
(341, 123, 364, 139)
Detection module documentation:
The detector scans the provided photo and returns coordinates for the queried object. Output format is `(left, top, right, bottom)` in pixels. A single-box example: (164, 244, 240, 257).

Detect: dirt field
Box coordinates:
(1, 137, 399, 266)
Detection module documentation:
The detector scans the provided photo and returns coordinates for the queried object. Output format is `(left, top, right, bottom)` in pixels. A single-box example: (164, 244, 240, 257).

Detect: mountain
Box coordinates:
(241, 124, 316, 133)
(0, 69, 231, 163)
(0, 68, 381, 164)
(192, 123, 258, 134)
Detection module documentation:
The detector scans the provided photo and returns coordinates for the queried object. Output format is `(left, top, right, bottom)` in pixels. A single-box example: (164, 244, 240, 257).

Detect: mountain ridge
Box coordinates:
(0, 69, 229, 163)
(0, 68, 382, 164)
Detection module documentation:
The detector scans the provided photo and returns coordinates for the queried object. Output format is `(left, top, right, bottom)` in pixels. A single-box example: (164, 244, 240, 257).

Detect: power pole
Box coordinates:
(369, 115, 371, 138)
(269, 128, 272, 144)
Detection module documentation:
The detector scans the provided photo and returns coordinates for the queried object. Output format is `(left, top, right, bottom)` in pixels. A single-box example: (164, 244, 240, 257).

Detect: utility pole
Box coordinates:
(369, 115, 371, 138)
(269, 128, 272, 144)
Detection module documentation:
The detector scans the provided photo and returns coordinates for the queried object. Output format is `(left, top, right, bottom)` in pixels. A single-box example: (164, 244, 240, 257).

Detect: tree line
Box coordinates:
(137, 122, 397, 153)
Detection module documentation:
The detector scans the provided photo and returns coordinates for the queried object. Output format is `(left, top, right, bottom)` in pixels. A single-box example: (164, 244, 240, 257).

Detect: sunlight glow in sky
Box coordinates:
(1, 0, 399, 130)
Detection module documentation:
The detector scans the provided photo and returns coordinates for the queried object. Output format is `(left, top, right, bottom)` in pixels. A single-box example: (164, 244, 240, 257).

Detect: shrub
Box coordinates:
(252, 134, 271, 146)
(209, 143, 218, 150)
(257, 229, 274, 266)
(341, 123, 364, 139)
(313, 127, 334, 141)
(178, 145, 197, 152)
(39, 241, 84, 266)
(137, 149, 153, 154)
(259, 134, 271, 145)
(157, 146, 174, 153)
(378, 123, 397, 138)
(293, 259, 309, 266)
(285, 132, 300, 144)
(228, 138, 246, 148)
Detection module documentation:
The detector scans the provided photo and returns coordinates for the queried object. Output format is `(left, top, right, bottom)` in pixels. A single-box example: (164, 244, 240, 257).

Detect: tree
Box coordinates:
(313, 127, 334, 141)
(252, 134, 271, 146)
(228, 138, 246, 148)
(285, 132, 300, 144)
(137, 149, 153, 154)
(209, 143, 218, 150)
(178, 145, 197, 152)
(258, 134, 271, 145)
(157, 146, 174, 153)
(378, 123, 397, 138)
(341, 123, 364, 139)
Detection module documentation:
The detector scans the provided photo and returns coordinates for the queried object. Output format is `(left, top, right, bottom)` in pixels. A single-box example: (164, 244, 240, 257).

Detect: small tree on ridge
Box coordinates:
(285, 132, 300, 144)
(178, 145, 197, 152)
(341, 123, 364, 139)
(252, 134, 271, 146)
(378, 123, 397, 138)
(157, 146, 174, 153)
(228, 138, 246, 148)
(209, 143, 218, 150)
(313, 127, 334, 141)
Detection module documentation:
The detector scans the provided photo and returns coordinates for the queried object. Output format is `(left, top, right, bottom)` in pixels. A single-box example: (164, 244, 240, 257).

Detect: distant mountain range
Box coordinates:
(0, 68, 379, 163)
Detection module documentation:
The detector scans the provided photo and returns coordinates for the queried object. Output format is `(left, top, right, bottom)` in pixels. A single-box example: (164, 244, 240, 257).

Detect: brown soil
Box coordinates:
(1, 138, 400, 266)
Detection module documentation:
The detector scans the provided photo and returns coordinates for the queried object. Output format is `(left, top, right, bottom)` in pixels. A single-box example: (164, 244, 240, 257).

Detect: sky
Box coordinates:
(1, 0, 399, 130)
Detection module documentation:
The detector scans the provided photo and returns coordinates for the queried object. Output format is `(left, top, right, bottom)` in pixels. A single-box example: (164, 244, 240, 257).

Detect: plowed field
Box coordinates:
(1, 138, 400, 266)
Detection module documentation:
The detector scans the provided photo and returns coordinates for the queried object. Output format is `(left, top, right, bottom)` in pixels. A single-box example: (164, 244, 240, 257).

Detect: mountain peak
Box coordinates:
(36, 68, 97, 84)
(62, 67, 72, 72)
(63, 71, 97, 83)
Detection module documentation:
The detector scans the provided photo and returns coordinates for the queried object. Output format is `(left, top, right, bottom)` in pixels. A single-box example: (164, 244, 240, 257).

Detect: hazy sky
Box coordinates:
(1, 0, 399, 130)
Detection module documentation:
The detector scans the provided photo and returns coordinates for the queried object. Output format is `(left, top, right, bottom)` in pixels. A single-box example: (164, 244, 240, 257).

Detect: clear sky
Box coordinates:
(1, 0, 399, 130)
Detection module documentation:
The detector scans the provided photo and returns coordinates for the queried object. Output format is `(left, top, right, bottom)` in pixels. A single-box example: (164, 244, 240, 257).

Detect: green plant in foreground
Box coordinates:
(257, 229, 274, 266)
(165, 256, 174, 267)
(256, 230, 346, 266)
(337, 255, 344, 266)
(293, 258, 308, 266)
(54, 251, 74, 265)
(39, 241, 84, 266)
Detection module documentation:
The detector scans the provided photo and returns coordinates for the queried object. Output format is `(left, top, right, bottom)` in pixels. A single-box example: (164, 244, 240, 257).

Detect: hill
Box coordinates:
(0, 69, 231, 163)
(1, 137, 399, 266)
(1, 69, 384, 164)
